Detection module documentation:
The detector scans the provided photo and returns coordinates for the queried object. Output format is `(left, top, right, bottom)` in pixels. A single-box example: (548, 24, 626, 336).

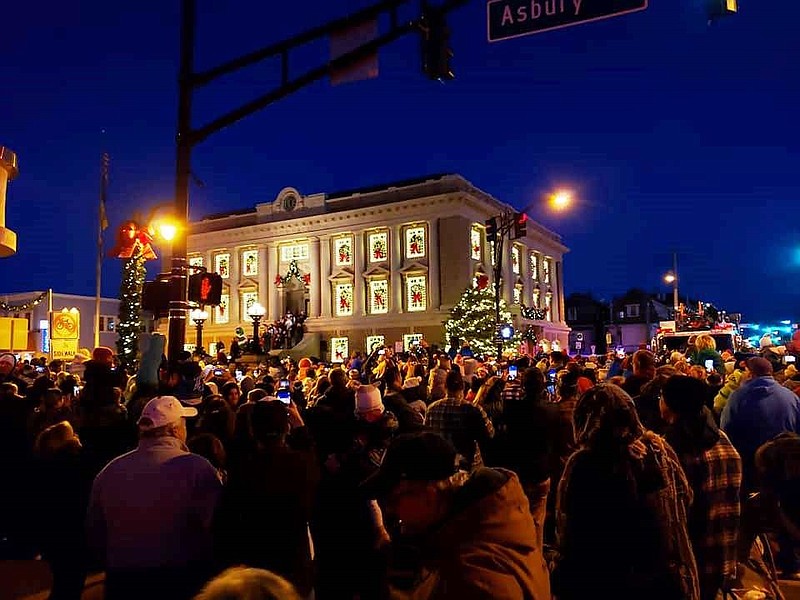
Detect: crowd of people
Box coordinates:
(0, 331, 799, 600)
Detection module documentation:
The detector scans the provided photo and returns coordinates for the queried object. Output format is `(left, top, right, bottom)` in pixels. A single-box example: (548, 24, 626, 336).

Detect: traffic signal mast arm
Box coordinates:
(187, 0, 468, 146)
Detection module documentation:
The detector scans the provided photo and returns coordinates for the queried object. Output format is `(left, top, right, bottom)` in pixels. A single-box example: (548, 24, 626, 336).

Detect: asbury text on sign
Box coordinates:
(487, 0, 648, 42)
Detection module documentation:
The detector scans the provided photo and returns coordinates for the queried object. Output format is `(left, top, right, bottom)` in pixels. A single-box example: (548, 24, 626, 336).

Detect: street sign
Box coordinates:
(487, 0, 648, 42)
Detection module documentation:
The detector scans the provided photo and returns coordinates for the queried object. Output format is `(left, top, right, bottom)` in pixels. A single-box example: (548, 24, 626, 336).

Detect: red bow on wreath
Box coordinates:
(109, 221, 157, 260)
(274, 275, 283, 286)
(412, 291, 422, 304)
(302, 273, 311, 286)
(476, 274, 489, 290)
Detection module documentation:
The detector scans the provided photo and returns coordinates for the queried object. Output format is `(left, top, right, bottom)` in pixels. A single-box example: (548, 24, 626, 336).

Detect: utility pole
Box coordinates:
(164, 0, 468, 360)
(485, 210, 527, 358)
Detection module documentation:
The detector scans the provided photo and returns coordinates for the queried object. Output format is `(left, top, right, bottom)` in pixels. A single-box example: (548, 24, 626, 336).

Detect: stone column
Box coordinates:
(391, 226, 403, 314)
(427, 219, 440, 311)
(521, 246, 530, 304)
(309, 237, 321, 318)
(268, 244, 280, 321)
(556, 259, 566, 323)
(354, 232, 366, 316)
(320, 236, 332, 318)
(258, 246, 269, 310)
(229, 249, 240, 324)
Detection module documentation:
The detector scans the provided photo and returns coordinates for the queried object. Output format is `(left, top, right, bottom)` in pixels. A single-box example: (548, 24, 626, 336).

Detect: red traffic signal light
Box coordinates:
(513, 212, 527, 239)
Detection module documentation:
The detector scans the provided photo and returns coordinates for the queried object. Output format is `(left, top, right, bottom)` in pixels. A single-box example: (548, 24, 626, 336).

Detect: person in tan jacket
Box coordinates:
(366, 431, 550, 599)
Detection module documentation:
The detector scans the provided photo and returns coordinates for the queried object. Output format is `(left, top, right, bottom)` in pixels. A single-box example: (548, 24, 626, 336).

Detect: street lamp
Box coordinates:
(247, 302, 266, 354)
(190, 308, 207, 353)
(663, 251, 679, 315)
(549, 190, 573, 212)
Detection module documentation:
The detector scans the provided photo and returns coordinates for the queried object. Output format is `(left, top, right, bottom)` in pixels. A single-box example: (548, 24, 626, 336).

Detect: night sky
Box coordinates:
(3, 0, 799, 322)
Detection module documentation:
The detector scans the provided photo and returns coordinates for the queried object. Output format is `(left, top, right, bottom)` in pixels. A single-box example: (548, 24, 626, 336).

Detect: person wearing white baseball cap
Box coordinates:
(87, 396, 222, 600)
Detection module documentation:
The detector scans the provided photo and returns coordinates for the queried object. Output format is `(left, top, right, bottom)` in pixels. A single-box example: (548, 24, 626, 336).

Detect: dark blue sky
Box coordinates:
(3, 0, 799, 321)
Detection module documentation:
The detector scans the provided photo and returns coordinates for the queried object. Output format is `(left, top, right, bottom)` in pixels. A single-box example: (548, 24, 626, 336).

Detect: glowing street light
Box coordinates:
(156, 221, 178, 242)
(664, 272, 676, 284)
(189, 308, 208, 354)
(549, 190, 573, 212)
(663, 252, 679, 314)
(247, 302, 266, 354)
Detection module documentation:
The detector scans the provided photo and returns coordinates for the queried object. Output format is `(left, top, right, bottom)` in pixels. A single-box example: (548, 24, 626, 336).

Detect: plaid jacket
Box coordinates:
(427, 397, 494, 468)
(676, 430, 742, 597)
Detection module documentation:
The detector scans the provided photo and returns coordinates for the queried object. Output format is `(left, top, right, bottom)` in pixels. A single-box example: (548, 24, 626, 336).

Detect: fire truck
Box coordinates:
(652, 320, 743, 354)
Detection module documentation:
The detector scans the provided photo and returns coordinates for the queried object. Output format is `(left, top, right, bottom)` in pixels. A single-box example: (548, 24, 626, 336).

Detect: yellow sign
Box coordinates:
(51, 338, 79, 360)
(51, 309, 80, 340)
(0, 317, 29, 351)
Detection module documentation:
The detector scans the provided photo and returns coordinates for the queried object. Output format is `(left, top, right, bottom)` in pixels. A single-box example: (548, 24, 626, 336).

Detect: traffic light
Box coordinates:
(512, 212, 527, 239)
(708, 0, 737, 18)
(421, 7, 454, 81)
(485, 217, 498, 244)
(189, 272, 223, 306)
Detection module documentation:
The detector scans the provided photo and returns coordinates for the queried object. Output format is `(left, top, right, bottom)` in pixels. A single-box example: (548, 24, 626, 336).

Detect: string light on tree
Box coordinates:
(116, 253, 146, 370)
(444, 285, 520, 358)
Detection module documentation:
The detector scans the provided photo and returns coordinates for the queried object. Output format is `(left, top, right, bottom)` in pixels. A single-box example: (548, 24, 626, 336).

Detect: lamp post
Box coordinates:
(664, 252, 679, 316)
(190, 308, 207, 354)
(247, 302, 266, 354)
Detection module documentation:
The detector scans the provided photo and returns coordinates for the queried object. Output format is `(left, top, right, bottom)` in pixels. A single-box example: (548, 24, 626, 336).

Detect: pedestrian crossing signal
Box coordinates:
(189, 273, 223, 306)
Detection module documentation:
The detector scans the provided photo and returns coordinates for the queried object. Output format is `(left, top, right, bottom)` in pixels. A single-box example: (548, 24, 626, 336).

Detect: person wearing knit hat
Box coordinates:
(660, 376, 742, 599)
(355, 385, 385, 422)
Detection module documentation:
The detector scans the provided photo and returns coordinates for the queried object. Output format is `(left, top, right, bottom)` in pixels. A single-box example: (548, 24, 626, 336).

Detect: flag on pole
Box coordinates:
(100, 152, 110, 231)
(330, 18, 379, 86)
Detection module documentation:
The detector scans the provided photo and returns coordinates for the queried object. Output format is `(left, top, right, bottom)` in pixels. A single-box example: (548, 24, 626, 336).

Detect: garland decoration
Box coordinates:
(0, 291, 48, 312)
(521, 303, 547, 320)
(274, 260, 310, 287)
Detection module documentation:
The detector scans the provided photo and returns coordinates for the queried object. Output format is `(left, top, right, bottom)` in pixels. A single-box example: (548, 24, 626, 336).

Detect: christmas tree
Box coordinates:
(116, 253, 146, 370)
(444, 285, 520, 358)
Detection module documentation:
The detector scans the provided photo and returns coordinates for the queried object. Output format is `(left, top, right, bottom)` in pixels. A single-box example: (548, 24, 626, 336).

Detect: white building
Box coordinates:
(0, 290, 119, 355)
(185, 174, 570, 360)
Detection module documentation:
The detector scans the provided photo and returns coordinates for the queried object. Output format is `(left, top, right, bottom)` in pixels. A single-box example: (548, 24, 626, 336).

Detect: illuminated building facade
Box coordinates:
(186, 174, 569, 360)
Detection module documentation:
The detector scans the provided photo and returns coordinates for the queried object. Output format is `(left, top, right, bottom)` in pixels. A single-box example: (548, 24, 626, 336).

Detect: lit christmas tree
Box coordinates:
(116, 253, 146, 370)
(444, 285, 520, 358)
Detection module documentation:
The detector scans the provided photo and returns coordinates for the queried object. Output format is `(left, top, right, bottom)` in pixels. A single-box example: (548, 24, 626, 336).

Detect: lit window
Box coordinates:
(513, 286, 522, 305)
(511, 246, 521, 275)
(543, 258, 551, 285)
(545, 292, 553, 321)
(242, 250, 259, 277)
(106, 316, 115, 332)
(335, 283, 354, 317)
(403, 333, 423, 351)
(366, 335, 385, 353)
(471, 226, 482, 261)
(406, 275, 427, 312)
(241, 291, 258, 319)
(533, 288, 541, 309)
(625, 304, 641, 318)
(530, 253, 539, 281)
(369, 279, 389, 314)
(331, 337, 349, 363)
(405, 226, 426, 259)
(215, 253, 230, 279)
(368, 231, 389, 263)
(280, 243, 309, 263)
(216, 294, 230, 324)
(334, 236, 353, 267)
(189, 255, 204, 268)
